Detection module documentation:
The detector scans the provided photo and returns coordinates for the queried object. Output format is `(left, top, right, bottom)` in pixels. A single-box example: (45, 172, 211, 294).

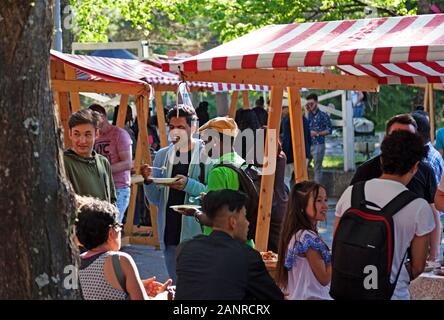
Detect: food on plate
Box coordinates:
(260, 251, 278, 262)
(170, 204, 201, 212)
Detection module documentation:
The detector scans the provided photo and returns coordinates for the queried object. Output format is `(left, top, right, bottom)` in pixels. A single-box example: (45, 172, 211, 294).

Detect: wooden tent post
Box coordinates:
(51, 60, 71, 148)
(141, 95, 160, 247)
(288, 87, 308, 182)
(155, 90, 168, 148)
(255, 86, 284, 252)
(124, 96, 143, 237)
(123, 95, 159, 248)
(228, 91, 239, 118)
(424, 85, 429, 112)
(64, 65, 81, 112)
(343, 92, 355, 172)
(429, 84, 436, 143)
(116, 95, 129, 129)
(242, 91, 249, 109)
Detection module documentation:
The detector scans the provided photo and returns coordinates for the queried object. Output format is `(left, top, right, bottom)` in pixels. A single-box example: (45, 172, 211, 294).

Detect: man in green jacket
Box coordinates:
(199, 117, 254, 247)
(64, 109, 116, 205)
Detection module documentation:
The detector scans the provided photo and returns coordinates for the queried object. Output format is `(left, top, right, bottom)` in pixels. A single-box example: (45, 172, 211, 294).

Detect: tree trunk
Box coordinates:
(61, 0, 74, 53)
(0, 1, 80, 299)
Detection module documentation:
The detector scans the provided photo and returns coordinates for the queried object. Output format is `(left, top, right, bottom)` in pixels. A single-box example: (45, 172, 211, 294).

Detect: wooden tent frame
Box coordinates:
(51, 59, 212, 248)
(51, 59, 161, 247)
(181, 68, 380, 251)
(50, 58, 266, 248)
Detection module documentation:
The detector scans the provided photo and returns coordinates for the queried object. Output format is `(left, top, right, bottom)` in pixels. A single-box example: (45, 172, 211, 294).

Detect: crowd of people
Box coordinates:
(64, 94, 443, 300)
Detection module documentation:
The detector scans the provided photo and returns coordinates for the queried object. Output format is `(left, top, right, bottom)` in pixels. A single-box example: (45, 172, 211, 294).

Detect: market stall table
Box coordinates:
(409, 272, 444, 300)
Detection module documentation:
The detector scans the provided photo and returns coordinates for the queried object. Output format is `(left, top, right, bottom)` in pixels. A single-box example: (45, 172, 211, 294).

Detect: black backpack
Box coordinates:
(213, 162, 261, 240)
(330, 181, 418, 300)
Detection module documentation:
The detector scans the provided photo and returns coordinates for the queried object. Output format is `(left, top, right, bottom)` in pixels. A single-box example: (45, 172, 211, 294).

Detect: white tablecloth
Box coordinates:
(409, 272, 444, 300)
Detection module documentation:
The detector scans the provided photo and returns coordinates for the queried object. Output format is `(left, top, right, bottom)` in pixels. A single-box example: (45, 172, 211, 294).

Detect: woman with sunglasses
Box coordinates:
(76, 196, 172, 300)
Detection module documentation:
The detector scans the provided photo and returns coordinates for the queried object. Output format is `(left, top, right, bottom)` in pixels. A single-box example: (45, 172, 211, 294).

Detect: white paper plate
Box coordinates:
(152, 178, 179, 184)
(170, 205, 201, 212)
(131, 175, 145, 184)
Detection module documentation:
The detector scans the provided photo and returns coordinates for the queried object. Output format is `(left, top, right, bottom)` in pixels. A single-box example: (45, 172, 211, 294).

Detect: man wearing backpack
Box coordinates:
(198, 117, 260, 248)
(332, 130, 435, 300)
(350, 114, 437, 224)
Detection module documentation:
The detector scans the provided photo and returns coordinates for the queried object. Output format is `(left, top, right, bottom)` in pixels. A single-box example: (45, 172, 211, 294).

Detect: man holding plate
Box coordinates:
(141, 105, 211, 283)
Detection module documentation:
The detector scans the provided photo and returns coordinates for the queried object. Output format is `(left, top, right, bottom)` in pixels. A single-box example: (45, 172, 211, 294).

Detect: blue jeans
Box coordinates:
(164, 245, 177, 283)
(284, 163, 294, 191)
(116, 187, 131, 223)
(353, 103, 364, 118)
(310, 144, 325, 184)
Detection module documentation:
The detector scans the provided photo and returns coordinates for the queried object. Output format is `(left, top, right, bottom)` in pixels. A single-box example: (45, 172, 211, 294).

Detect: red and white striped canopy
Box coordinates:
(163, 14, 444, 85)
(50, 50, 269, 92)
(212, 83, 269, 92)
(50, 50, 212, 88)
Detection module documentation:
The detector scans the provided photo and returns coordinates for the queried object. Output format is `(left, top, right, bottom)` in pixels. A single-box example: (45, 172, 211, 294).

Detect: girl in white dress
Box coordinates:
(277, 181, 332, 300)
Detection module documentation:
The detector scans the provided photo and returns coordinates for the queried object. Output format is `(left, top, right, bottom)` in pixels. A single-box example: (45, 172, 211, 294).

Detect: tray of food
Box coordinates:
(260, 251, 278, 264)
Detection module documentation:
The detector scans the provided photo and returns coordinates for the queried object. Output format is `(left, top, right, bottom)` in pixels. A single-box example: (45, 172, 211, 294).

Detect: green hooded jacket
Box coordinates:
(64, 149, 116, 204)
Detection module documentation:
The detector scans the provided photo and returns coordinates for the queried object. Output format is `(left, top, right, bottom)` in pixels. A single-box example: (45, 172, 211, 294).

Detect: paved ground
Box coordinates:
(121, 244, 170, 282)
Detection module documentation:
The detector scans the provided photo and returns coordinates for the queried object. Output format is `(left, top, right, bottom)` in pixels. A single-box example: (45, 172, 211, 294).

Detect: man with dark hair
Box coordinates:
(175, 189, 284, 300)
(350, 114, 437, 205)
(410, 111, 443, 261)
(350, 113, 439, 264)
(64, 109, 116, 204)
(335, 130, 434, 299)
(140, 104, 211, 283)
(253, 96, 268, 127)
(304, 92, 332, 183)
(196, 100, 210, 125)
(89, 104, 133, 223)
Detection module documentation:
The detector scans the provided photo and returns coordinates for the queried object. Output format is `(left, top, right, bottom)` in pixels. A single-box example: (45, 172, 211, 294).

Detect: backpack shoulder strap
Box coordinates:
(351, 181, 366, 209)
(351, 181, 382, 210)
(111, 254, 127, 293)
(213, 162, 244, 174)
(381, 190, 418, 218)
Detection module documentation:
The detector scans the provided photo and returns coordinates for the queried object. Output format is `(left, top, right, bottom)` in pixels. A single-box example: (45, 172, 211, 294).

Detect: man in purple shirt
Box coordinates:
(89, 104, 133, 223)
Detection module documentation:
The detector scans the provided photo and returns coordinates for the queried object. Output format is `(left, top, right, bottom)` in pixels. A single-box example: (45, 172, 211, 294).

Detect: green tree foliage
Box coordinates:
(70, 0, 181, 42)
(70, 0, 417, 43)
(174, 0, 417, 42)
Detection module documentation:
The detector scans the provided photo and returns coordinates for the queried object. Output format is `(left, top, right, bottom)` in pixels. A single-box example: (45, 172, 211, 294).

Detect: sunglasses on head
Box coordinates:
(110, 221, 123, 230)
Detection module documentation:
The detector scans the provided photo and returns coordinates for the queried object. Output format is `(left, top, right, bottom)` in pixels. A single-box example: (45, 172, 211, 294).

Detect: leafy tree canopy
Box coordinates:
(70, 0, 418, 44)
